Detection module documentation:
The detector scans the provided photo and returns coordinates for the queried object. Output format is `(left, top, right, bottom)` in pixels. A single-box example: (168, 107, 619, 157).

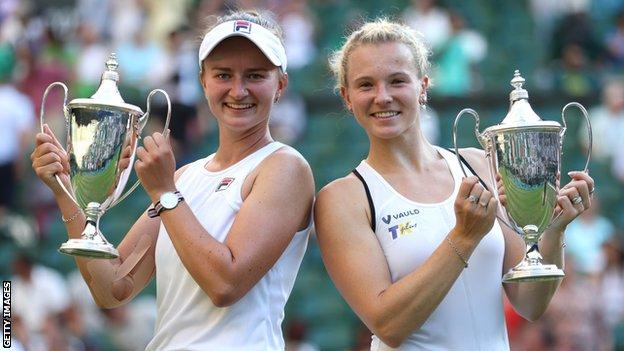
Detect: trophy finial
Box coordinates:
(91, 53, 123, 102)
(510, 70, 525, 90)
(105, 53, 119, 72)
(509, 69, 528, 102)
(502, 69, 541, 124)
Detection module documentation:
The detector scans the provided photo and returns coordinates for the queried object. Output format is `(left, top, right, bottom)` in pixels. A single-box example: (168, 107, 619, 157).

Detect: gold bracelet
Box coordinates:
(62, 209, 83, 223)
(446, 237, 468, 268)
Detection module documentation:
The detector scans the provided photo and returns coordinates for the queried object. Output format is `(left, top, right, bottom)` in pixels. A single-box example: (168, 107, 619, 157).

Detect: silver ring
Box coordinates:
(589, 187, 595, 195)
(572, 196, 583, 205)
(467, 195, 478, 203)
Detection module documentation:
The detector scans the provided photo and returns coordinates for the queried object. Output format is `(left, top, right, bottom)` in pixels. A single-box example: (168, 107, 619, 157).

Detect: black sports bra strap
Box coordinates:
(446, 148, 490, 191)
(352, 169, 376, 232)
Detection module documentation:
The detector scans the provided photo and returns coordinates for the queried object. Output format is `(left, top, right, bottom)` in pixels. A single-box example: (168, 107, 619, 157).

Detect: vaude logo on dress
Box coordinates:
(381, 208, 420, 225)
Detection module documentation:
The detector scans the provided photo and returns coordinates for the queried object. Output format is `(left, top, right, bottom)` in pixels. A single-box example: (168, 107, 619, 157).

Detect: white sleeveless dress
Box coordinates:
(146, 142, 311, 351)
(354, 147, 509, 351)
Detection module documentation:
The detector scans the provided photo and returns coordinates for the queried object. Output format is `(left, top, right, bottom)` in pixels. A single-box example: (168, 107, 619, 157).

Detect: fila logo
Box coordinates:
(381, 208, 420, 225)
(388, 221, 416, 240)
(216, 177, 235, 192)
(234, 20, 251, 34)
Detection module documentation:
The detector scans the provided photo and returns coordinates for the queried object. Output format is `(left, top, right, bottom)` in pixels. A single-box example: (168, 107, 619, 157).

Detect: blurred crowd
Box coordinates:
(1, 0, 624, 350)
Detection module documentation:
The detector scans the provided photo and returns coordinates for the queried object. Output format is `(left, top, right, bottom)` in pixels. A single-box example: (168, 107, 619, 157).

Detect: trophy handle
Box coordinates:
(453, 108, 519, 233)
(561, 102, 592, 173)
(453, 108, 485, 177)
(39, 82, 80, 207)
(111, 89, 172, 206)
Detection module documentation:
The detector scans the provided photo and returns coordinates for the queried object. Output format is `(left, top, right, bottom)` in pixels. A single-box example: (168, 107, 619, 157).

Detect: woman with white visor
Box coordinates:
(31, 10, 314, 350)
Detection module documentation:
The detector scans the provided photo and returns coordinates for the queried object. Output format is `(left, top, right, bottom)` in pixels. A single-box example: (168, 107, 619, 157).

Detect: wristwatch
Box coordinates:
(148, 191, 184, 218)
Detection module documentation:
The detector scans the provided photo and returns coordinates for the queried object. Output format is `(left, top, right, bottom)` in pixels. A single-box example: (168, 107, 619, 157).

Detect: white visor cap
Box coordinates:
(198, 20, 287, 72)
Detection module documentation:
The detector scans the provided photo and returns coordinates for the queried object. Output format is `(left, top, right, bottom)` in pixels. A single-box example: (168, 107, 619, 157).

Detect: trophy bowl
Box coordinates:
(453, 70, 592, 283)
(40, 54, 171, 259)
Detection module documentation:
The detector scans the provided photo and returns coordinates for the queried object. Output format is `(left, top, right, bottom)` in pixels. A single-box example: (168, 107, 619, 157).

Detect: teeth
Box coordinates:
(226, 103, 254, 109)
(372, 111, 399, 118)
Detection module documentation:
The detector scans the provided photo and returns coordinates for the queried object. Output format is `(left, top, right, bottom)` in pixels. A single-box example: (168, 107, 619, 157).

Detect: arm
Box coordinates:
(30, 126, 179, 308)
(135, 133, 315, 307)
(314, 175, 496, 347)
(460, 148, 594, 320)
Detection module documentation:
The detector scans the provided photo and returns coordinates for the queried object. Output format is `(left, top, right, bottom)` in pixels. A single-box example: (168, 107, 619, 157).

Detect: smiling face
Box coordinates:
(200, 36, 287, 134)
(341, 41, 428, 140)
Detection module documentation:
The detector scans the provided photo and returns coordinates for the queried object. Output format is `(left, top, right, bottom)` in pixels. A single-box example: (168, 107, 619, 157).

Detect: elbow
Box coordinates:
(204, 283, 242, 308)
(374, 329, 407, 348)
(91, 295, 125, 310)
(370, 319, 414, 348)
(376, 334, 405, 349)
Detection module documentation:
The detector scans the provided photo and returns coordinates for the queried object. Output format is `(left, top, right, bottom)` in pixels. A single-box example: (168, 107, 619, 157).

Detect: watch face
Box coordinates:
(160, 192, 179, 209)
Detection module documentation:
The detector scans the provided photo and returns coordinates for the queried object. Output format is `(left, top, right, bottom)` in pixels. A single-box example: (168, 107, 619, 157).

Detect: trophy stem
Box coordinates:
(59, 202, 119, 259)
(502, 239, 564, 283)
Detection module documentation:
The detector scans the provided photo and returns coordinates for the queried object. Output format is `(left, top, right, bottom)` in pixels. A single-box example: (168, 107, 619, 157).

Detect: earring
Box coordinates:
(419, 92, 428, 106)
(274, 92, 281, 103)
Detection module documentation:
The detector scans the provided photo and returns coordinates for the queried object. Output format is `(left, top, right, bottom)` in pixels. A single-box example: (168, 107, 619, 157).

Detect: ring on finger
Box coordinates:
(571, 195, 583, 205)
(467, 195, 478, 203)
(589, 187, 595, 196)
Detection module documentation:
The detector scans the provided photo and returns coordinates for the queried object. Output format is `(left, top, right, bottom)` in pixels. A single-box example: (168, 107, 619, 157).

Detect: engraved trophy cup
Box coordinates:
(40, 54, 171, 259)
(453, 70, 592, 282)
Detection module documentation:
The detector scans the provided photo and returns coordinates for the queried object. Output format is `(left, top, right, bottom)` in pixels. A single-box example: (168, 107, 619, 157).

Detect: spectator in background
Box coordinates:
(402, 0, 450, 51)
(0, 44, 34, 216)
(98, 296, 157, 351)
(565, 198, 615, 276)
(270, 91, 307, 145)
(551, 43, 599, 97)
(109, 0, 144, 46)
(280, 0, 317, 71)
(536, 259, 611, 350)
(578, 79, 624, 182)
(605, 10, 624, 68)
(11, 252, 73, 350)
(75, 0, 111, 41)
(115, 30, 168, 102)
(599, 239, 624, 343)
(153, 27, 201, 163)
(579, 79, 624, 161)
(284, 319, 320, 351)
(72, 22, 110, 98)
(431, 10, 487, 96)
(551, 10, 603, 64)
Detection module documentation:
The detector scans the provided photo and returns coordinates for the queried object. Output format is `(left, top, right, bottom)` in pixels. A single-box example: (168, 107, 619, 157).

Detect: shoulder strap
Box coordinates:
(352, 169, 376, 232)
(446, 148, 490, 191)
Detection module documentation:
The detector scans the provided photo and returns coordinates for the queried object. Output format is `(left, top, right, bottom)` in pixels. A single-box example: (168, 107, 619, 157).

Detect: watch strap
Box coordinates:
(148, 191, 183, 218)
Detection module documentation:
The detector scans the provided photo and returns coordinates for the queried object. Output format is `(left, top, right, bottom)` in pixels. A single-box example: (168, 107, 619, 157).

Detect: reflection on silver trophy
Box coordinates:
(453, 70, 592, 282)
(40, 54, 171, 259)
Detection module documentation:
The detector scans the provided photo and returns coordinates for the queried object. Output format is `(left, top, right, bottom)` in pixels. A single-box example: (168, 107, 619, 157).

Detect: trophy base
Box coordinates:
(502, 262, 564, 283)
(59, 239, 119, 259)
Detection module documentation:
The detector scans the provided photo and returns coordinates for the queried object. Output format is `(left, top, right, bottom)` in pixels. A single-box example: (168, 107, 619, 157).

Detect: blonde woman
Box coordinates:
(314, 19, 594, 350)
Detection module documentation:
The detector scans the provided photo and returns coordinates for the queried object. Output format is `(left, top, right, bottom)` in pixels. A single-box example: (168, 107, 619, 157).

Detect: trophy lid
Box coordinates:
(486, 70, 561, 133)
(68, 53, 143, 115)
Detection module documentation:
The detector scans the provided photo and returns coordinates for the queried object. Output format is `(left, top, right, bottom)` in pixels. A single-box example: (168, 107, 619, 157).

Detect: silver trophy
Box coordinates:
(40, 54, 171, 259)
(453, 70, 592, 282)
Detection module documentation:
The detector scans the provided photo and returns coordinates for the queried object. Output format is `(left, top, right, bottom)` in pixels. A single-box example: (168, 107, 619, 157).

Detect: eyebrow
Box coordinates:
(353, 71, 411, 82)
(210, 67, 271, 73)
